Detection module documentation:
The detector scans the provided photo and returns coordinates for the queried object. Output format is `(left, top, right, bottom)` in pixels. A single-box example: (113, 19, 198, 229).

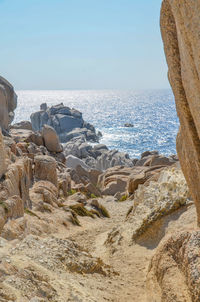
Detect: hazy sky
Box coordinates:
(0, 0, 169, 90)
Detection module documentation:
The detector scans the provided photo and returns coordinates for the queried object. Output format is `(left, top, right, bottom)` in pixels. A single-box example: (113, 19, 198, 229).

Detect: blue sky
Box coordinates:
(0, 0, 169, 90)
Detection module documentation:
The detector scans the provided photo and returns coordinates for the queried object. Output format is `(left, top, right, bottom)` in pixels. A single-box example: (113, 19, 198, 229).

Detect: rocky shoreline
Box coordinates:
(0, 72, 199, 302)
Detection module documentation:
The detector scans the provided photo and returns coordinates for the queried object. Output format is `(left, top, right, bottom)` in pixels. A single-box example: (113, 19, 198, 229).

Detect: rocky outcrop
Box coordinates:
(127, 167, 191, 239)
(63, 138, 135, 171)
(34, 155, 58, 187)
(147, 230, 200, 302)
(0, 76, 17, 130)
(160, 0, 200, 226)
(11, 120, 33, 130)
(98, 165, 169, 196)
(30, 103, 100, 143)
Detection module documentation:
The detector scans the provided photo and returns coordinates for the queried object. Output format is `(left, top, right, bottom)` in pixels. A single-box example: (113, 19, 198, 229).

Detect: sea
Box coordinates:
(14, 90, 179, 159)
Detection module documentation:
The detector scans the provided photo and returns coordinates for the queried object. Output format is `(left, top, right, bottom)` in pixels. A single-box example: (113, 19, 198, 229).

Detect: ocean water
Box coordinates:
(14, 90, 179, 158)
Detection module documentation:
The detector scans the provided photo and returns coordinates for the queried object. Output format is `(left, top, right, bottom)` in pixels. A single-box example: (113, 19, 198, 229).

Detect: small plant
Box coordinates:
(98, 204, 110, 218)
(91, 201, 110, 218)
(24, 208, 40, 219)
(70, 204, 95, 219)
(0, 202, 9, 213)
(126, 206, 133, 218)
(68, 189, 77, 196)
(70, 210, 81, 226)
(119, 195, 128, 202)
(90, 193, 97, 199)
(90, 209, 101, 218)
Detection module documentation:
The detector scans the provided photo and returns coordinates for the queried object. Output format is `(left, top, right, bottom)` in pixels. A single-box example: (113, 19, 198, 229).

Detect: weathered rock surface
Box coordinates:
(98, 165, 168, 196)
(42, 124, 62, 153)
(0, 76, 17, 130)
(31, 103, 100, 143)
(160, 0, 200, 225)
(63, 138, 135, 171)
(34, 155, 58, 187)
(127, 167, 191, 239)
(11, 120, 33, 130)
(147, 230, 200, 302)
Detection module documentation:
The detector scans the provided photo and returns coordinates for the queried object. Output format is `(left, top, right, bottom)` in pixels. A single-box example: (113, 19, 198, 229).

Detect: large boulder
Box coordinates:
(34, 155, 58, 187)
(42, 124, 62, 153)
(0, 76, 17, 130)
(160, 0, 200, 226)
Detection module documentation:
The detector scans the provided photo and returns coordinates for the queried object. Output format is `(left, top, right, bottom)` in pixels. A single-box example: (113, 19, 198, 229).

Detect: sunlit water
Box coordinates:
(15, 90, 179, 158)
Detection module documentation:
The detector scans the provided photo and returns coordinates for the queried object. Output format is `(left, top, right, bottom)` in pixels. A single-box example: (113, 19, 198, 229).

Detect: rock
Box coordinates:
(42, 124, 62, 153)
(1, 157, 33, 208)
(0, 130, 7, 179)
(98, 166, 135, 196)
(11, 120, 33, 130)
(10, 128, 44, 146)
(31, 103, 100, 143)
(0, 76, 17, 130)
(102, 178, 127, 196)
(66, 155, 91, 171)
(31, 181, 58, 207)
(144, 155, 175, 167)
(127, 167, 191, 239)
(147, 230, 200, 302)
(127, 165, 167, 195)
(85, 183, 101, 197)
(141, 150, 159, 159)
(135, 153, 177, 167)
(40, 103, 47, 111)
(34, 155, 58, 187)
(0, 196, 24, 234)
(160, 0, 200, 225)
(124, 123, 133, 127)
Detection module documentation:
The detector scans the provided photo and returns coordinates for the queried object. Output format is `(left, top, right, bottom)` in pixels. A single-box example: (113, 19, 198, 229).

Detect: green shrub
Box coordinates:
(70, 204, 95, 219)
(70, 210, 81, 226)
(119, 195, 128, 202)
(25, 208, 40, 219)
(68, 189, 77, 196)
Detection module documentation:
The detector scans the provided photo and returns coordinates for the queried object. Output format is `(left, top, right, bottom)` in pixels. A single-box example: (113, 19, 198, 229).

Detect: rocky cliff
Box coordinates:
(160, 0, 200, 226)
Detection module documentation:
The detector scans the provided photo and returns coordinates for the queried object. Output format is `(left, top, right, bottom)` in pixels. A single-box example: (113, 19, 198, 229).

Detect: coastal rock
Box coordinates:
(42, 124, 62, 153)
(0, 76, 17, 130)
(147, 230, 200, 302)
(0, 196, 24, 234)
(65, 155, 91, 171)
(98, 166, 135, 196)
(0, 157, 33, 208)
(160, 0, 200, 225)
(31, 103, 100, 143)
(127, 167, 191, 239)
(10, 128, 44, 146)
(34, 155, 58, 187)
(127, 165, 167, 195)
(11, 120, 33, 130)
(31, 180, 58, 207)
(124, 123, 133, 128)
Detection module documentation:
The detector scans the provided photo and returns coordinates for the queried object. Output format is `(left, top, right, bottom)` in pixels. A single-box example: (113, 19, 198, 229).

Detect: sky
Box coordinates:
(0, 0, 169, 90)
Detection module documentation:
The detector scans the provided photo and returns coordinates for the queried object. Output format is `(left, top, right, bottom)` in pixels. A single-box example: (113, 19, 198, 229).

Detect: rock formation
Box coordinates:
(30, 103, 100, 143)
(0, 76, 17, 130)
(160, 0, 200, 226)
